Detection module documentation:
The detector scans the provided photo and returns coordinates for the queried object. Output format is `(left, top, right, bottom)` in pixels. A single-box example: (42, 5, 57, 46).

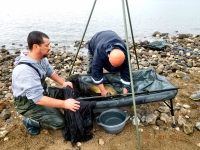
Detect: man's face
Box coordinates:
(38, 37, 51, 58)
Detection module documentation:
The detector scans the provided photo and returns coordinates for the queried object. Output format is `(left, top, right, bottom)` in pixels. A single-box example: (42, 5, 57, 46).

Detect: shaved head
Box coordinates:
(108, 49, 125, 67)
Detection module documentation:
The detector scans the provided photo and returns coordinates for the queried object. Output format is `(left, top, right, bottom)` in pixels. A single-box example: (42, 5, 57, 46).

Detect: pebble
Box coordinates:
(3, 137, 9, 141)
(156, 120, 164, 126)
(77, 142, 81, 147)
(152, 125, 159, 130)
(0, 130, 9, 139)
(183, 104, 190, 109)
(197, 143, 200, 147)
(146, 113, 157, 125)
(182, 76, 190, 81)
(138, 128, 144, 132)
(175, 127, 180, 131)
(183, 123, 193, 135)
(158, 106, 170, 113)
(0, 103, 6, 112)
(0, 109, 11, 120)
(178, 116, 186, 126)
(98, 139, 105, 145)
(130, 116, 140, 125)
(195, 122, 200, 131)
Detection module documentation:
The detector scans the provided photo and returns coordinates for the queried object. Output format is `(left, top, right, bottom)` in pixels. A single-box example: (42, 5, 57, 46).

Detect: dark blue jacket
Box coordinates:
(88, 30, 130, 89)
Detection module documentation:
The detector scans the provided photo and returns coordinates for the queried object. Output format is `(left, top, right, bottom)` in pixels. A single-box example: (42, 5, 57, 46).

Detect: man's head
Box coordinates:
(27, 31, 50, 58)
(108, 49, 125, 67)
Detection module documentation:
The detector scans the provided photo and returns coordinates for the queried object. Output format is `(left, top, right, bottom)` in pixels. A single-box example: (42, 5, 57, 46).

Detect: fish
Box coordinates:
(87, 84, 117, 95)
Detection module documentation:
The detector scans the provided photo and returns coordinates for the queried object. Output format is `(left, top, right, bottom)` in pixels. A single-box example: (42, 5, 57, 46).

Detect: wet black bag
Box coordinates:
(62, 86, 96, 146)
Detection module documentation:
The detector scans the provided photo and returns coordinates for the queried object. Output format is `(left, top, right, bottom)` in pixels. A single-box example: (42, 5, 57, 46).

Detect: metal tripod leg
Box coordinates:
(69, 0, 97, 76)
(125, 0, 139, 69)
(121, 0, 140, 150)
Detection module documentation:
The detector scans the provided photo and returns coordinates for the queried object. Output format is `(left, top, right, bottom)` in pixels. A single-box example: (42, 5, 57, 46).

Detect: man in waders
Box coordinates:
(11, 31, 80, 136)
(87, 30, 131, 96)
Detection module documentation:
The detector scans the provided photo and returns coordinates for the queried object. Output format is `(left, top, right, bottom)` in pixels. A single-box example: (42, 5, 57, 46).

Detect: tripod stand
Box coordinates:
(69, 1, 141, 149)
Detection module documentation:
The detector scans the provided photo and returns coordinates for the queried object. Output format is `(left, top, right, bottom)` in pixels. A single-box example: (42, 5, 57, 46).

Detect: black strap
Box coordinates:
(17, 62, 41, 78)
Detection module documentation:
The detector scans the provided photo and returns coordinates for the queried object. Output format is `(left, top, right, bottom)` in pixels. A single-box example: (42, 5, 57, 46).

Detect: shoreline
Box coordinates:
(2, 31, 198, 55)
(1, 32, 200, 94)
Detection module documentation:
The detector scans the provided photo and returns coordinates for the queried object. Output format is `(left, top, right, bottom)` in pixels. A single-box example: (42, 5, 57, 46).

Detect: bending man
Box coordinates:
(87, 30, 131, 96)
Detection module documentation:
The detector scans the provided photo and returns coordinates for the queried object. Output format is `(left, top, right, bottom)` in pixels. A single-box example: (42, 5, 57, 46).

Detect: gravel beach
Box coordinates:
(1, 32, 200, 150)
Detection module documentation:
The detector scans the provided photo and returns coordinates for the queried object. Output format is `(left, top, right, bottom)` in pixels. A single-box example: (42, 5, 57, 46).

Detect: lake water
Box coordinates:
(0, 0, 200, 53)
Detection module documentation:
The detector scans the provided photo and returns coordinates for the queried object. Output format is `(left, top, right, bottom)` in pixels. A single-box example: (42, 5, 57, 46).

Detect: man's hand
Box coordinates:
(98, 83, 108, 96)
(64, 98, 80, 112)
(50, 73, 73, 88)
(62, 82, 73, 88)
(101, 90, 109, 96)
(123, 88, 128, 95)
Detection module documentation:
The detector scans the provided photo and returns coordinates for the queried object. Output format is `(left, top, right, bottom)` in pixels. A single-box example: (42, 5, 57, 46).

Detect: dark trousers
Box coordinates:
(87, 50, 93, 73)
(14, 87, 65, 130)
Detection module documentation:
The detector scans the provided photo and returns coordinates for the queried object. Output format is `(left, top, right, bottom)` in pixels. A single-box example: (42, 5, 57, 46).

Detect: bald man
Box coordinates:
(87, 30, 131, 96)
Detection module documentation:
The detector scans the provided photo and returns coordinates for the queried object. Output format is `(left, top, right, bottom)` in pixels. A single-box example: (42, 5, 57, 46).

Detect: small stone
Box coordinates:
(3, 137, 9, 141)
(176, 72, 185, 78)
(160, 113, 172, 124)
(0, 109, 11, 120)
(197, 143, 200, 147)
(152, 125, 159, 130)
(0, 130, 9, 138)
(160, 116, 167, 123)
(189, 116, 195, 119)
(130, 116, 140, 125)
(195, 122, 200, 131)
(182, 76, 190, 81)
(98, 138, 104, 145)
(183, 123, 193, 135)
(156, 120, 164, 126)
(175, 127, 180, 131)
(178, 116, 186, 126)
(176, 103, 182, 107)
(183, 104, 190, 109)
(6, 117, 14, 123)
(139, 128, 144, 132)
(0, 103, 6, 113)
(185, 115, 189, 119)
(77, 142, 81, 147)
(158, 106, 170, 113)
(146, 113, 157, 125)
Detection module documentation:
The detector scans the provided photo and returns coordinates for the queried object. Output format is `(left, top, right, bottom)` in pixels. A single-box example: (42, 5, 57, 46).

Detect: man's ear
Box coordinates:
(107, 53, 110, 57)
(33, 44, 39, 49)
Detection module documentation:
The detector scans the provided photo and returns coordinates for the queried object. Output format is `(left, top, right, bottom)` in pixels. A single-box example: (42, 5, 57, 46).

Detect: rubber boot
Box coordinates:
(22, 117, 40, 136)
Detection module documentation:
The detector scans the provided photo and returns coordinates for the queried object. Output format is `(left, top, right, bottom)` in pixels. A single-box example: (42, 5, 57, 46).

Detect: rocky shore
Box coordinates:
(2, 31, 200, 100)
(0, 32, 200, 149)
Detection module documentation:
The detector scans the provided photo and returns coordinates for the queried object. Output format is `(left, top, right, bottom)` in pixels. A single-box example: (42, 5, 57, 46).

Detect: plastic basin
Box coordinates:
(96, 108, 130, 134)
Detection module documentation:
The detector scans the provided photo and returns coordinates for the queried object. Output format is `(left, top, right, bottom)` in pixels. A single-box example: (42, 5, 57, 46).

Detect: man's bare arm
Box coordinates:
(36, 96, 80, 112)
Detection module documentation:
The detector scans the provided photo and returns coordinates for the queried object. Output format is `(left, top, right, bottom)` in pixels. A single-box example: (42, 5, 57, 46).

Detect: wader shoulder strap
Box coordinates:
(16, 62, 48, 95)
(17, 62, 41, 78)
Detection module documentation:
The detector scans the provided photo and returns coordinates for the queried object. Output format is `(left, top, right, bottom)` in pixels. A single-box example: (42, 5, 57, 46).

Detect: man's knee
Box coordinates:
(40, 116, 65, 130)
(25, 106, 65, 130)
